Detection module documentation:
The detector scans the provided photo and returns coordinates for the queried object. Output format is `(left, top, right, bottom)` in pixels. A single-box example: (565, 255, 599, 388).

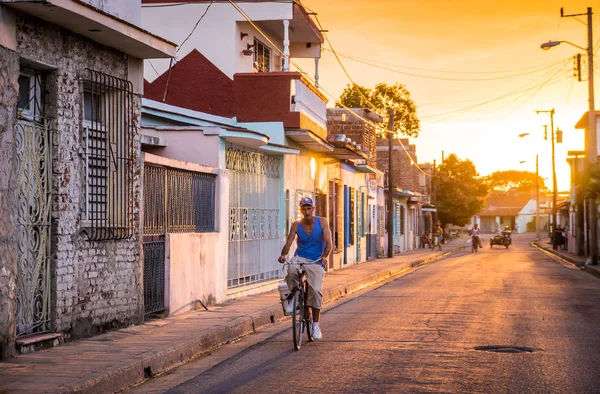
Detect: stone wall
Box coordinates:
(327, 108, 379, 167)
(0, 12, 144, 354)
(0, 46, 19, 359)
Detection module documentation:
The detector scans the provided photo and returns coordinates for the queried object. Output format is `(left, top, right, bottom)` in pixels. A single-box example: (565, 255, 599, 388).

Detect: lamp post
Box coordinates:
(540, 7, 596, 264)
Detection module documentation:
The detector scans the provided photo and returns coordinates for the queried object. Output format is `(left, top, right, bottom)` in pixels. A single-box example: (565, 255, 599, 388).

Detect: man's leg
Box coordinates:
(285, 265, 300, 292)
(312, 308, 320, 322)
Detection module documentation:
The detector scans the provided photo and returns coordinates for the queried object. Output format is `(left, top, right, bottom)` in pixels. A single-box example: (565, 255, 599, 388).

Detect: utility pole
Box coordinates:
(536, 109, 557, 242)
(387, 109, 395, 258)
(536, 154, 541, 241)
(541, 7, 596, 263)
(586, 7, 598, 265)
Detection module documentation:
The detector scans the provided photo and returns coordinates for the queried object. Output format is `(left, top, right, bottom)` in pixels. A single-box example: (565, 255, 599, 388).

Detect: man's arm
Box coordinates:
(319, 217, 333, 266)
(278, 221, 298, 263)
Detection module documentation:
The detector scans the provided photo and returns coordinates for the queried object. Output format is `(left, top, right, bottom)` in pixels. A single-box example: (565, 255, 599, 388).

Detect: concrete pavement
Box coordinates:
(0, 238, 469, 394)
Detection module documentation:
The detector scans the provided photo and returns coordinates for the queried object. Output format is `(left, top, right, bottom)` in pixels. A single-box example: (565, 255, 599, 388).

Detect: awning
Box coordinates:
(354, 164, 377, 173)
(421, 207, 437, 212)
(257, 142, 299, 155)
(285, 129, 333, 153)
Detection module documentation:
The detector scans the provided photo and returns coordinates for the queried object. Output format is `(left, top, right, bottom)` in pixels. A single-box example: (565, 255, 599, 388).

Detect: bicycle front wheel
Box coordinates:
(292, 290, 304, 350)
(305, 282, 314, 342)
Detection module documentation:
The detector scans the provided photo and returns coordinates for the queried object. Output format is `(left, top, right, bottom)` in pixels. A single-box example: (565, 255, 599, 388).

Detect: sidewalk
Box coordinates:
(0, 239, 468, 394)
(532, 237, 600, 280)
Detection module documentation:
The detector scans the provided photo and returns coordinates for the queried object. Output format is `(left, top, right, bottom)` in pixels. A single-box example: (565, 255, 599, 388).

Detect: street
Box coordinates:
(128, 235, 600, 393)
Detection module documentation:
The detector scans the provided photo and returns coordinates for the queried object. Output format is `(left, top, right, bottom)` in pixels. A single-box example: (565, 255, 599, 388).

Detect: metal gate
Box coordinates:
(143, 164, 165, 314)
(227, 146, 281, 288)
(143, 239, 165, 314)
(15, 120, 52, 337)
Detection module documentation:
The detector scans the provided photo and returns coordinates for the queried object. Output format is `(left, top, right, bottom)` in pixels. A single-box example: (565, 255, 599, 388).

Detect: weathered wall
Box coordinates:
(0, 45, 19, 359)
(13, 13, 143, 342)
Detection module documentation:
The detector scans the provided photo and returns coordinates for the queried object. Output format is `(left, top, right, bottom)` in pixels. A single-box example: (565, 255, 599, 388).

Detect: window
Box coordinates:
(144, 165, 216, 236)
(400, 205, 405, 235)
(349, 187, 355, 245)
(329, 181, 343, 252)
(253, 38, 271, 72)
(394, 203, 401, 235)
(17, 68, 44, 123)
(81, 69, 135, 241)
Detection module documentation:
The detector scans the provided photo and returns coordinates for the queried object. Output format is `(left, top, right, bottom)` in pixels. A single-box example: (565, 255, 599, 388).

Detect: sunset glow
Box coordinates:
(299, 0, 595, 191)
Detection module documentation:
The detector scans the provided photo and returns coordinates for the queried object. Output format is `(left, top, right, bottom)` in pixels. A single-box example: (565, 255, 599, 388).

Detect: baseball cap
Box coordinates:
(299, 196, 314, 207)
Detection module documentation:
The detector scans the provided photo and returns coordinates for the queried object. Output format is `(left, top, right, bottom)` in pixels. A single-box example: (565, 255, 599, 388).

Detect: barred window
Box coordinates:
(253, 38, 271, 72)
(17, 68, 44, 123)
(81, 69, 135, 241)
(143, 164, 216, 236)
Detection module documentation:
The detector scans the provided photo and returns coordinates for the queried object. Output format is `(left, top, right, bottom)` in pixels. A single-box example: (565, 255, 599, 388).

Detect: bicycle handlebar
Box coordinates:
(282, 258, 322, 265)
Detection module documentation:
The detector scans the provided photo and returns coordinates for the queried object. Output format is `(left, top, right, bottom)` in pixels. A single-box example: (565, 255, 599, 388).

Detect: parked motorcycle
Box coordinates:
(490, 230, 512, 249)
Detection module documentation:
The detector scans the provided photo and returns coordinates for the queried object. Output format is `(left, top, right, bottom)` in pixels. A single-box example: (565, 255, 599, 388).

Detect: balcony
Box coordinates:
(234, 72, 331, 152)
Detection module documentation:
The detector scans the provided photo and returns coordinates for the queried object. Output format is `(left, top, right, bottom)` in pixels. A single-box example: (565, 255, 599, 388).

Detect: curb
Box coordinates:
(532, 241, 600, 280)
(583, 266, 600, 280)
(531, 242, 584, 267)
(68, 246, 465, 393)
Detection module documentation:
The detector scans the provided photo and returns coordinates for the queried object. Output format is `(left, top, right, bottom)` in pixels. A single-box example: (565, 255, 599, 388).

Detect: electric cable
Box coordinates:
(178, 0, 215, 52)
(324, 49, 567, 82)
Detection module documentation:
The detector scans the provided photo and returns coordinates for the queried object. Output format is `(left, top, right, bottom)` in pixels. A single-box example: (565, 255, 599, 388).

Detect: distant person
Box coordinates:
(513, 223, 519, 234)
(421, 232, 432, 249)
(562, 225, 569, 251)
(433, 223, 443, 251)
(472, 223, 483, 248)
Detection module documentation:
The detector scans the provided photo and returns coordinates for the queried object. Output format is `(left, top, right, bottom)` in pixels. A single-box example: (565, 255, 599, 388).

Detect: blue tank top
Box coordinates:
(294, 217, 325, 261)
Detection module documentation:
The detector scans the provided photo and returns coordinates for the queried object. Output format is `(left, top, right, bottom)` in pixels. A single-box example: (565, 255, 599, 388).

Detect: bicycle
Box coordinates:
(282, 258, 322, 350)
(471, 235, 480, 253)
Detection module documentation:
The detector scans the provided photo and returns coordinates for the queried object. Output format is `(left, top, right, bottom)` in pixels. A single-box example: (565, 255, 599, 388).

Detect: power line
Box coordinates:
(321, 48, 565, 76)
(324, 49, 567, 82)
(422, 71, 567, 121)
(177, 0, 215, 52)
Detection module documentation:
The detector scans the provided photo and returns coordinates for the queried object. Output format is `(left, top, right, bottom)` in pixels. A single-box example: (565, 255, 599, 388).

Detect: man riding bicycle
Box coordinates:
(472, 223, 483, 248)
(278, 196, 332, 340)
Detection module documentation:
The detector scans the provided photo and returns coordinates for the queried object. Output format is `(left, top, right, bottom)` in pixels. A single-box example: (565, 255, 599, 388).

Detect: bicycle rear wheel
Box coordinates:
(292, 290, 304, 350)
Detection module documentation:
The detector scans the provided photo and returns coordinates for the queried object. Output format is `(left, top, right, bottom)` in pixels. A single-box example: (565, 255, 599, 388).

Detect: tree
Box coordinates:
(435, 154, 488, 226)
(336, 83, 420, 138)
(483, 170, 548, 192)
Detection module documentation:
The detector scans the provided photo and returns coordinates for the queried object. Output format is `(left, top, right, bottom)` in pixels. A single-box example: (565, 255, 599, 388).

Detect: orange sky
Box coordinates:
(299, 0, 597, 191)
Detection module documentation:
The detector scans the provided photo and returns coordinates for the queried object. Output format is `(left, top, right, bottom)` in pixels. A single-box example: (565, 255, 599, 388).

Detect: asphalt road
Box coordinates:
(129, 235, 600, 393)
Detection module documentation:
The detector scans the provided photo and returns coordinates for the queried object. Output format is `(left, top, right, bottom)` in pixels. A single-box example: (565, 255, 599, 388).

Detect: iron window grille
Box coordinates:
(253, 38, 271, 73)
(81, 69, 135, 241)
(143, 164, 216, 236)
(17, 68, 44, 124)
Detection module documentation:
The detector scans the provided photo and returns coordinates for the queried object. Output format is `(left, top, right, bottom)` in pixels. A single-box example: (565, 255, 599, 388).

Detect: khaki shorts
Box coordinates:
(285, 256, 325, 309)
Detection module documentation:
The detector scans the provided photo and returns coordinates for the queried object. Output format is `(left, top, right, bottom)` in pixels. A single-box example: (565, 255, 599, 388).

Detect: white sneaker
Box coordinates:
(312, 323, 322, 340)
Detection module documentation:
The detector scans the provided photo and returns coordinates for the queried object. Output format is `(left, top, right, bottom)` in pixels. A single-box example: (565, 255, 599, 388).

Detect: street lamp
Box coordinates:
(540, 7, 596, 264)
(540, 40, 586, 51)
